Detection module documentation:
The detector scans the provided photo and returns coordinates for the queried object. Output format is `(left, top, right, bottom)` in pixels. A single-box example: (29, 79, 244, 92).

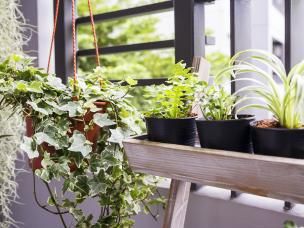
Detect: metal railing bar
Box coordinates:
(76, 1, 173, 25)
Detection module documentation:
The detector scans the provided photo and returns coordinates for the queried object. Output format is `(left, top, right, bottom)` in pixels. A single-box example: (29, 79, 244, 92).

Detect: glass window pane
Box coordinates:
(77, 12, 174, 49)
(78, 49, 174, 80)
(77, 0, 167, 16)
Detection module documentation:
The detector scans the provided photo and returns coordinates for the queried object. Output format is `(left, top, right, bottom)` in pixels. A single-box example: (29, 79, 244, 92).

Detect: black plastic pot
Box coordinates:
(145, 117, 196, 146)
(196, 115, 255, 152)
(250, 121, 304, 158)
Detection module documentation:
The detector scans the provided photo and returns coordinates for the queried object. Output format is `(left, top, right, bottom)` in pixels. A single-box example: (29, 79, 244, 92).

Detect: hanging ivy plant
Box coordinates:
(0, 55, 164, 227)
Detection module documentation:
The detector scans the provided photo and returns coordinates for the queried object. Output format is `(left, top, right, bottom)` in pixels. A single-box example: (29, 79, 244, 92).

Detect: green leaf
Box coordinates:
(125, 77, 138, 86)
(63, 179, 71, 194)
(47, 197, 55, 206)
(60, 101, 83, 117)
(93, 113, 115, 127)
(47, 76, 66, 90)
(68, 131, 92, 157)
(27, 101, 50, 115)
(20, 136, 39, 159)
(108, 127, 125, 147)
(88, 181, 107, 195)
(15, 81, 27, 92)
(284, 221, 297, 228)
(28, 81, 43, 93)
(34, 132, 59, 148)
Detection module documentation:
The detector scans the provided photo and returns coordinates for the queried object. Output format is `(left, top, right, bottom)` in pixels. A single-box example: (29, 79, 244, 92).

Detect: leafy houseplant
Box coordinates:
(216, 49, 304, 158)
(195, 84, 254, 152)
(0, 55, 164, 227)
(144, 62, 200, 146)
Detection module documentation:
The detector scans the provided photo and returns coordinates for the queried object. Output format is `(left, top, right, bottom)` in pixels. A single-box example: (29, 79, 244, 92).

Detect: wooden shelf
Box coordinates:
(123, 135, 304, 204)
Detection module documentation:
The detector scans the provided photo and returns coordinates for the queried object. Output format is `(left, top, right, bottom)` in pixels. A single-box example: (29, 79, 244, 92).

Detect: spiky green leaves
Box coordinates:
(215, 49, 304, 128)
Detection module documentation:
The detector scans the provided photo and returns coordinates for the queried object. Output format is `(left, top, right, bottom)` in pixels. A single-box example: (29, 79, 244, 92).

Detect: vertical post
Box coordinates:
(174, 0, 205, 67)
(284, 1, 294, 211)
(230, 0, 236, 93)
(284, 0, 291, 72)
(54, 0, 74, 83)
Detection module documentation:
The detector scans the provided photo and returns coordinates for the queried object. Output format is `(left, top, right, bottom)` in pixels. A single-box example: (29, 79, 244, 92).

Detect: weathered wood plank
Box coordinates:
(163, 180, 191, 228)
(123, 136, 304, 204)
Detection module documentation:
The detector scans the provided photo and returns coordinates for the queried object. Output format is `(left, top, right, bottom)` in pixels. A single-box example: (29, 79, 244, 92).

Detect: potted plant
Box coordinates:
(195, 84, 254, 152)
(144, 62, 200, 146)
(216, 49, 304, 158)
(0, 55, 164, 227)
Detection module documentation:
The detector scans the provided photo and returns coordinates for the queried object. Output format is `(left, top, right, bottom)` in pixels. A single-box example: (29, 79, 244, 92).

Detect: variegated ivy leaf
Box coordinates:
(68, 131, 92, 157)
(44, 100, 64, 115)
(88, 181, 107, 195)
(93, 113, 115, 127)
(27, 101, 50, 115)
(41, 152, 55, 169)
(20, 136, 39, 159)
(28, 81, 43, 93)
(108, 127, 125, 147)
(34, 132, 59, 148)
(83, 100, 103, 112)
(60, 101, 83, 117)
(125, 77, 138, 86)
(33, 132, 59, 149)
(121, 116, 142, 135)
(15, 81, 27, 92)
(47, 76, 66, 91)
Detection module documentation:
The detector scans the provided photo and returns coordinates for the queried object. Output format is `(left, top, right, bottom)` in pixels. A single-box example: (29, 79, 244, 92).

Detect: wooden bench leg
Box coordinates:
(163, 180, 191, 228)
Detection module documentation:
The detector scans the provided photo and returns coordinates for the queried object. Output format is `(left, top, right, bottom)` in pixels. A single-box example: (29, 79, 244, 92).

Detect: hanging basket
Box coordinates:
(26, 101, 108, 171)
(24, 0, 105, 171)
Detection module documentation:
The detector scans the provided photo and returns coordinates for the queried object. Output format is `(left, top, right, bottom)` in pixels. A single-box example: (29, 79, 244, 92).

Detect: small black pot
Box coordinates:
(250, 121, 304, 158)
(145, 117, 196, 146)
(196, 115, 255, 152)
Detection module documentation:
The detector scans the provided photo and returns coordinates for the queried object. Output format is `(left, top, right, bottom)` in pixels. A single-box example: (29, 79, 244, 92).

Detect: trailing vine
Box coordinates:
(0, 55, 164, 227)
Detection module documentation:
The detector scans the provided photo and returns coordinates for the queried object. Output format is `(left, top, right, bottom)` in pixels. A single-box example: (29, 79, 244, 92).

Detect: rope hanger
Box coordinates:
(47, 0, 101, 84)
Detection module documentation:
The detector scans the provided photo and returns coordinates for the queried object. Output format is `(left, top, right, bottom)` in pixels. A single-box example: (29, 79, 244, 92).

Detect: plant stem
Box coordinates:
(43, 181, 68, 228)
(32, 171, 69, 215)
(141, 200, 158, 221)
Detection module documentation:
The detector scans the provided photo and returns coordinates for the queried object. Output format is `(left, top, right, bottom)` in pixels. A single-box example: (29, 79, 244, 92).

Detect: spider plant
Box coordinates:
(216, 49, 304, 129)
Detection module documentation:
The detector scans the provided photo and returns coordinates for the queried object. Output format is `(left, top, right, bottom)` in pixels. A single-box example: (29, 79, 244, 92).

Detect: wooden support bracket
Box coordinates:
(163, 180, 191, 228)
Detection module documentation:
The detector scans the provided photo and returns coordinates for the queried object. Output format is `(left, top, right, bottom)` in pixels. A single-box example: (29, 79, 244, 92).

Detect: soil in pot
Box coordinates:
(196, 115, 255, 153)
(251, 119, 304, 158)
(145, 117, 196, 146)
(26, 101, 107, 171)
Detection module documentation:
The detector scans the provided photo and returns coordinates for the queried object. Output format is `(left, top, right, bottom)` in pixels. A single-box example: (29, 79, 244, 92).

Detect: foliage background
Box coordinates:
(77, 0, 229, 110)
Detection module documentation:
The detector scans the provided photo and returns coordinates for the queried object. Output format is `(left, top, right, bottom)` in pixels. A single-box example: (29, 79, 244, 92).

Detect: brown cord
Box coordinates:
(46, 0, 60, 73)
(46, 0, 100, 84)
(87, 0, 101, 66)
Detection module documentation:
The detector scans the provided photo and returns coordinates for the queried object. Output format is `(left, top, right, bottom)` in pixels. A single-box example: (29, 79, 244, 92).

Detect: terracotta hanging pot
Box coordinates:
(71, 101, 107, 146)
(26, 101, 108, 171)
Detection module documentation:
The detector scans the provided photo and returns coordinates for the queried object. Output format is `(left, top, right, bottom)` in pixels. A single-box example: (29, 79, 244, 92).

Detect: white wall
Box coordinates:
(37, 0, 54, 72)
(291, 0, 304, 65)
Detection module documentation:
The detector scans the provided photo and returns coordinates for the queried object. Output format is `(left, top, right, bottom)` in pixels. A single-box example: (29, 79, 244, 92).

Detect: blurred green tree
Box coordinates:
(77, 0, 174, 80)
(77, 0, 230, 108)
